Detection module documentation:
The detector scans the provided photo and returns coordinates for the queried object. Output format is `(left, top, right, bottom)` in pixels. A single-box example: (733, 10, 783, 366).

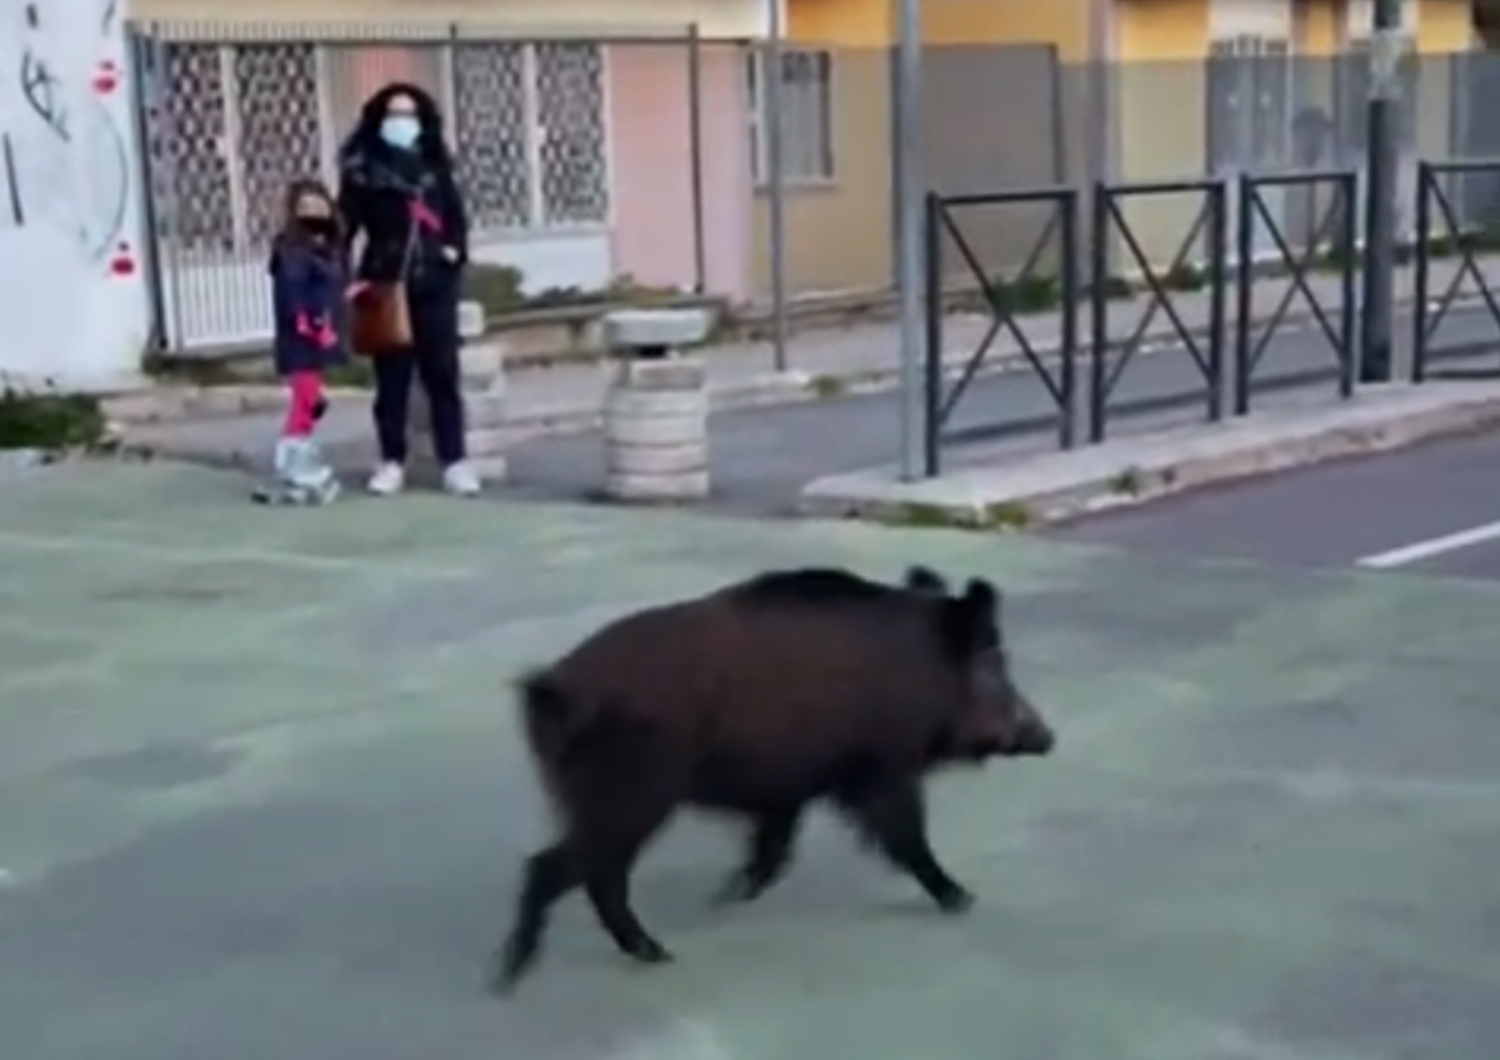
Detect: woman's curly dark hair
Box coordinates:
(339, 81, 455, 172)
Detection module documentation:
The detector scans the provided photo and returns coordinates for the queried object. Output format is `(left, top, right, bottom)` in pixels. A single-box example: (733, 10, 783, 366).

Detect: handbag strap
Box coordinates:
(396, 206, 420, 283)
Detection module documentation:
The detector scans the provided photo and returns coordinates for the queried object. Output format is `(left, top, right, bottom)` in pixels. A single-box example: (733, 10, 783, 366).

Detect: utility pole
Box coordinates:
(1359, 0, 1406, 383)
(893, 0, 923, 479)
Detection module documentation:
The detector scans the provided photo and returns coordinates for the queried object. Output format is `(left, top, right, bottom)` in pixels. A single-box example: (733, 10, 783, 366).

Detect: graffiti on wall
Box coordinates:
(0, 0, 146, 386)
(1, 0, 135, 273)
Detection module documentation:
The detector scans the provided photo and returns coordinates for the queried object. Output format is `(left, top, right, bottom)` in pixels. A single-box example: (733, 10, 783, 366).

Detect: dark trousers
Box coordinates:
(371, 283, 466, 466)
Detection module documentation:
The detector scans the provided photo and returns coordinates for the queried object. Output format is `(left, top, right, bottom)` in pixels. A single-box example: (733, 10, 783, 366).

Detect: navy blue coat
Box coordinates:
(269, 239, 348, 376)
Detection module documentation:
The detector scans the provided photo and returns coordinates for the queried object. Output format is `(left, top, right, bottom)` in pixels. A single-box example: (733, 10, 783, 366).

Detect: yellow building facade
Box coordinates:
(763, 0, 1481, 300)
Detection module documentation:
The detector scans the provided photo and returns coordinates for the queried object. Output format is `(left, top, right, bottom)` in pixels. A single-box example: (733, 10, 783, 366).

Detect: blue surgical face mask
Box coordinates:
(380, 115, 421, 150)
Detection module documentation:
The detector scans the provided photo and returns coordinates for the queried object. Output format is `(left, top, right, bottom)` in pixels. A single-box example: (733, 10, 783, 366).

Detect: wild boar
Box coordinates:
(492, 565, 1054, 992)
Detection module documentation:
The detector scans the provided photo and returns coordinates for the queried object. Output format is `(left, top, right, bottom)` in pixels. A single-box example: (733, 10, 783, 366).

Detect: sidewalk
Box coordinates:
(114, 253, 1500, 470)
(800, 380, 1500, 527)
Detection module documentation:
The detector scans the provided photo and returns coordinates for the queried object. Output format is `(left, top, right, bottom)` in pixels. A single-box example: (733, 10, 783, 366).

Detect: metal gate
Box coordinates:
(1207, 36, 1292, 262)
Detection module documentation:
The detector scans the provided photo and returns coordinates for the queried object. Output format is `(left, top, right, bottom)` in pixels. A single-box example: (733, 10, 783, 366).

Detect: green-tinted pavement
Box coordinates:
(2, 461, 1499, 1060)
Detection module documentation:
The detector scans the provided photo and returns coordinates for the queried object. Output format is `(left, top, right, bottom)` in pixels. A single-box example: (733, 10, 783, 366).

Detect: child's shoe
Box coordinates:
(254, 437, 340, 505)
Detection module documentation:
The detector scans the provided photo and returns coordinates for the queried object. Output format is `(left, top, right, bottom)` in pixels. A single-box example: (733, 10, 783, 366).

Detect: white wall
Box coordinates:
(0, 0, 149, 391)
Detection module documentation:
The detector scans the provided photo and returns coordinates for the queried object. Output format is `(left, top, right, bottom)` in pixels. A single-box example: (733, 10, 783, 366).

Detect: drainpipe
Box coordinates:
(1087, 0, 1112, 183)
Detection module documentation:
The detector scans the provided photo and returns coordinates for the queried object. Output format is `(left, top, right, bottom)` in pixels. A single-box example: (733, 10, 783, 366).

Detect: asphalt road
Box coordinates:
(503, 303, 1500, 514)
(5, 462, 1500, 1060)
(1048, 422, 1500, 582)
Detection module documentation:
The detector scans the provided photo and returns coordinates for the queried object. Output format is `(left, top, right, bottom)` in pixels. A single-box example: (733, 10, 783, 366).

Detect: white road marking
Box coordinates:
(1356, 518, 1500, 569)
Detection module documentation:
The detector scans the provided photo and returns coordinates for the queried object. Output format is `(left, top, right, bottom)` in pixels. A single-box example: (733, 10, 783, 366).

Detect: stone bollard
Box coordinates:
(602, 309, 714, 502)
(409, 299, 508, 479)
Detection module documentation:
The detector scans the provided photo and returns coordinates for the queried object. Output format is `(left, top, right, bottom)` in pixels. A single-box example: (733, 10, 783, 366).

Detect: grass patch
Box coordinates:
(985, 274, 1061, 317)
(1106, 465, 1143, 497)
(809, 374, 848, 399)
(875, 498, 1035, 532)
(0, 385, 108, 452)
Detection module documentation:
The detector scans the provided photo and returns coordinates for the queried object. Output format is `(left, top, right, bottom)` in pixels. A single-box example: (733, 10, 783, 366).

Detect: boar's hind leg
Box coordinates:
(584, 844, 672, 967)
(713, 805, 805, 906)
(494, 805, 672, 994)
(836, 780, 974, 914)
(494, 841, 581, 993)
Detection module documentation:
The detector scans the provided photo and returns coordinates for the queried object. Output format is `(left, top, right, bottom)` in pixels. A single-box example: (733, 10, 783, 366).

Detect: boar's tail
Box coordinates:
(514, 668, 590, 810)
(517, 668, 572, 720)
(514, 667, 622, 761)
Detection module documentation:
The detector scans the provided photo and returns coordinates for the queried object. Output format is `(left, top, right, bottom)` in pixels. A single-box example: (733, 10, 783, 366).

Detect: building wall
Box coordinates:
(1110, 0, 1479, 267)
(608, 43, 753, 299)
(758, 0, 1098, 300)
(748, 49, 893, 300)
(0, 0, 149, 388)
(126, 2, 767, 347)
(133, 0, 771, 41)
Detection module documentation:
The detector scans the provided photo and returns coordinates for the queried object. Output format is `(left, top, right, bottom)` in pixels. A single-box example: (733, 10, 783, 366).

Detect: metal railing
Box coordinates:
(1232, 170, 1358, 413)
(921, 188, 1080, 476)
(1087, 179, 1229, 442)
(1412, 159, 1500, 381)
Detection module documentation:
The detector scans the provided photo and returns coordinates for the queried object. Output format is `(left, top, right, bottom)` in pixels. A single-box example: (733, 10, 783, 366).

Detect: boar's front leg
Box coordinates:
(835, 778, 974, 914)
(713, 805, 805, 906)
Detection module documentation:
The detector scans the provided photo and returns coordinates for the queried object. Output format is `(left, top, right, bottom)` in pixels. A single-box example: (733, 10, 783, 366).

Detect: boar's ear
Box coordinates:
(939, 577, 1002, 655)
(963, 577, 999, 613)
(904, 565, 949, 596)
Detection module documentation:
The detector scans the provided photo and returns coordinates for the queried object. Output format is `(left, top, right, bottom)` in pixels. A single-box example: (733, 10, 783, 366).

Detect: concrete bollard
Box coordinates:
(601, 309, 713, 502)
(409, 300, 508, 479)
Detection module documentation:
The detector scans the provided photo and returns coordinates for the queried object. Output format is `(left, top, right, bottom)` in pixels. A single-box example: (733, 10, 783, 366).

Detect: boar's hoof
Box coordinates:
(625, 937, 674, 965)
(488, 946, 529, 997)
(935, 885, 976, 915)
(710, 870, 766, 907)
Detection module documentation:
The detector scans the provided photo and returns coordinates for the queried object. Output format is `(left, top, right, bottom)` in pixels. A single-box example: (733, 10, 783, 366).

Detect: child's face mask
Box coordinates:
(295, 204, 336, 240)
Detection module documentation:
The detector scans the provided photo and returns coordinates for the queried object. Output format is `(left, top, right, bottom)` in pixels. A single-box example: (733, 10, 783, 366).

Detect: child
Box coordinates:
(255, 178, 346, 505)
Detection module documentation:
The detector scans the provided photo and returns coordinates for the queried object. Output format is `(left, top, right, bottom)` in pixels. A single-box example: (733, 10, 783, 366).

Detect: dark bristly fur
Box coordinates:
(493, 565, 1056, 993)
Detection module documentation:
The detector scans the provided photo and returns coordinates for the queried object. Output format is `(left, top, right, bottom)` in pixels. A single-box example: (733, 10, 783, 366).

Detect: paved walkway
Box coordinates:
(120, 253, 1500, 457)
(121, 298, 1500, 518)
(2, 460, 1498, 1060)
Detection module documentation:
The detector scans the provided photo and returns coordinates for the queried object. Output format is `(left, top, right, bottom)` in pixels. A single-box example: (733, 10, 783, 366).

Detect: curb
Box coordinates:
(101, 290, 1482, 439)
(97, 323, 1238, 436)
(798, 384, 1500, 528)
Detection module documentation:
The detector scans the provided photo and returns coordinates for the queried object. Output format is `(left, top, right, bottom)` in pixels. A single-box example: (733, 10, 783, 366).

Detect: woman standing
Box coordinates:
(337, 81, 479, 497)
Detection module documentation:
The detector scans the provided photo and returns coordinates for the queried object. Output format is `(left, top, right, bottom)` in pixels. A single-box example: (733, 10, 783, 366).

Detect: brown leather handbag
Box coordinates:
(349, 219, 417, 357)
(349, 281, 412, 356)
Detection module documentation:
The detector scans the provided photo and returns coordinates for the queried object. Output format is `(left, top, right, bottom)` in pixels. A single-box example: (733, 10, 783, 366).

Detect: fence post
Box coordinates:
(1412, 161, 1432, 382)
(1233, 174, 1254, 416)
(922, 193, 943, 477)
(1206, 179, 1228, 423)
(1087, 182, 1109, 443)
(1058, 187, 1079, 449)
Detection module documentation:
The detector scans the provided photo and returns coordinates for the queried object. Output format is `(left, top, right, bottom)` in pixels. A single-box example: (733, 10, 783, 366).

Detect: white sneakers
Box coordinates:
(367, 462, 405, 495)
(366, 460, 481, 497)
(441, 461, 482, 497)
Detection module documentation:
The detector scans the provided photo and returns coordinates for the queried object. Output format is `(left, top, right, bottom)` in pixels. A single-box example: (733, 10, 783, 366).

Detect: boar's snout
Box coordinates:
(1007, 697, 1055, 757)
